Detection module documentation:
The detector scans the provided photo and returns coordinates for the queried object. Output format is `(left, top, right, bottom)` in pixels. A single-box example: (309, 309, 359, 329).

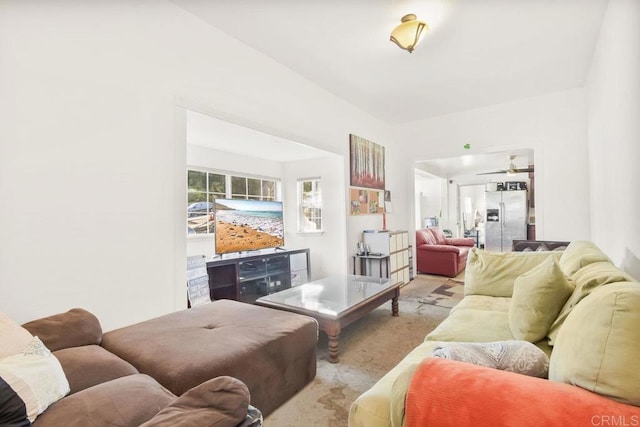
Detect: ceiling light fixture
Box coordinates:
(390, 14, 428, 53)
(506, 155, 518, 176)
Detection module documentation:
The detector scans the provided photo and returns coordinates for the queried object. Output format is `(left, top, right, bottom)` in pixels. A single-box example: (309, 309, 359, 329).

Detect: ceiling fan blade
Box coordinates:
(477, 170, 508, 175)
(514, 167, 534, 173)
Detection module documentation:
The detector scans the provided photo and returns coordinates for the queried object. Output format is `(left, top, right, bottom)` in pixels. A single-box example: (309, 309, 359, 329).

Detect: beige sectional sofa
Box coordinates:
(349, 241, 640, 427)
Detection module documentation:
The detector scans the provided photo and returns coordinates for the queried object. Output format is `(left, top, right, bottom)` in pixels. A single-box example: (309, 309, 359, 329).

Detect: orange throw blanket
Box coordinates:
(406, 358, 640, 427)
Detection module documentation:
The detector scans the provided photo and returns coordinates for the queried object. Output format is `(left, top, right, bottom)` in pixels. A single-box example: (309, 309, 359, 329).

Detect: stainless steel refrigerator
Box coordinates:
(485, 190, 527, 252)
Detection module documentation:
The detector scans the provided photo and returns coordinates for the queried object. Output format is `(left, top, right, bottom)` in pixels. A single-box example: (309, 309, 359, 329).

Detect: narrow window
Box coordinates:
(298, 178, 322, 233)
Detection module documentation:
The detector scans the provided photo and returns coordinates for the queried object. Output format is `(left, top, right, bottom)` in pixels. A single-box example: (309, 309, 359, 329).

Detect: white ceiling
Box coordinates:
(187, 110, 332, 161)
(173, 0, 608, 124)
(416, 149, 534, 179)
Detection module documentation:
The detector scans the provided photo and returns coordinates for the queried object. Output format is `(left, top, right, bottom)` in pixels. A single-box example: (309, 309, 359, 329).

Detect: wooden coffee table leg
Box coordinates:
(325, 322, 341, 363)
(391, 288, 400, 317)
(328, 333, 340, 363)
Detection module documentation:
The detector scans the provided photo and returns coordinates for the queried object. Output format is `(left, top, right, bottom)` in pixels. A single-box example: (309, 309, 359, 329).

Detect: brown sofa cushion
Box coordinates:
(22, 309, 102, 351)
(102, 300, 318, 416)
(53, 345, 139, 394)
(140, 376, 250, 427)
(32, 374, 175, 427)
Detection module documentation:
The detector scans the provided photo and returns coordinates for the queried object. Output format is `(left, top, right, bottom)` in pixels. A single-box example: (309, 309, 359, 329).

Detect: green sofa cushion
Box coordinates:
(549, 282, 640, 406)
(547, 262, 634, 345)
(558, 241, 611, 277)
(509, 257, 574, 342)
(450, 295, 511, 314)
(465, 248, 561, 298)
(426, 309, 514, 343)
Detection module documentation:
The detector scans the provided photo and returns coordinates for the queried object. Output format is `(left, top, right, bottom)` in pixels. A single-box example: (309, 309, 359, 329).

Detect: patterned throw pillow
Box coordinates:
(0, 336, 70, 424)
(432, 340, 549, 378)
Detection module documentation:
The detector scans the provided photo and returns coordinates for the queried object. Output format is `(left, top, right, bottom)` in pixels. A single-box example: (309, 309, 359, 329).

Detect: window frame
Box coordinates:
(187, 167, 280, 236)
(297, 177, 323, 234)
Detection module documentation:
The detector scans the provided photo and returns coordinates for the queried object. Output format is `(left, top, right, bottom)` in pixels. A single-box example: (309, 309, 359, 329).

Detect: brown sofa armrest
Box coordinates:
(32, 374, 175, 427)
(417, 244, 460, 254)
(445, 237, 475, 247)
(22, 308, 102, 351)
(140, 376, 250, 427)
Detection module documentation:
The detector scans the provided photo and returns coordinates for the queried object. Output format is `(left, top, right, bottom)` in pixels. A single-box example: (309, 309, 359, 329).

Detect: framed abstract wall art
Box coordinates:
(349, 134, 385, 190)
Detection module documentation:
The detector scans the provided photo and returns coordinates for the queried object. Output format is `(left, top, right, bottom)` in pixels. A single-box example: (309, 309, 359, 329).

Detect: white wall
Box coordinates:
(415, 172, 445, 229)
(397, 89, 590, 244)
(283, 155, 346, 280)
(0, 1, 396, 329)
(344, 135, 410, 270)
(586, 0, 640, 278)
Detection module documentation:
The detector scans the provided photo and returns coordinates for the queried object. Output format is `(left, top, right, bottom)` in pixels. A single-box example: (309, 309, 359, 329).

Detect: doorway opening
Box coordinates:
(414, 148, 536, 252)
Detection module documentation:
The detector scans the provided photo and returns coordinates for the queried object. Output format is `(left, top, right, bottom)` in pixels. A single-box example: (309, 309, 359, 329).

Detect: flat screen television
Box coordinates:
(214, 199, 284, 254)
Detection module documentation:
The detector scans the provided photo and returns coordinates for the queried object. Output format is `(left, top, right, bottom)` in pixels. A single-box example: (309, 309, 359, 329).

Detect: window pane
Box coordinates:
(298, 179, 322, 232)
(247, 178, 261, 196)
(188, 171, 280, 236)
(188, 192, 207, 204)
(262, 181, 275, 199)
(209, 193, 225, 231)
(188, 170, 206, 192)
(208, 173, 226, 194)
(231, 176, 247, 195)
(210, 193, 225, 202)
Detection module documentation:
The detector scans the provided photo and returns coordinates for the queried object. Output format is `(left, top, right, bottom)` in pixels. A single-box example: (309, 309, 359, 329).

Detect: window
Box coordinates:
(230, 175, 276, 200)
(187, 169, 279, 235)
(298, 178, 322, 232)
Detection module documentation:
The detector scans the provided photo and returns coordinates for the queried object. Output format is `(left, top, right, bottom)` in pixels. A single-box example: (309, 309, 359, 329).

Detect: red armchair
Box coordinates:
(415, 228, 474, 277)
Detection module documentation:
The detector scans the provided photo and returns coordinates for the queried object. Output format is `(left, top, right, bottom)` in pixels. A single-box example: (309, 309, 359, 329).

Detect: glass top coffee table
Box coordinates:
(256, 274, 401, 363)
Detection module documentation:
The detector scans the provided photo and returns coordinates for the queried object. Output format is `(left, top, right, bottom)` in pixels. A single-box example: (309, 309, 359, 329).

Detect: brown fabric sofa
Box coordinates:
(21, 300, 318, 426)
(415, 227, 475, 277)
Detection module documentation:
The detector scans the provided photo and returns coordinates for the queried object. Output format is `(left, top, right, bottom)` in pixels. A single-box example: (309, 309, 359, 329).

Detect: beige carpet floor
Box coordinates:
(264, 273, 462, 426)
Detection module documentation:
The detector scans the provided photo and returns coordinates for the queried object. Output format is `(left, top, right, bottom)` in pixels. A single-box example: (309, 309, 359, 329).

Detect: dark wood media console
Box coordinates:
(206, 248, 310, 304)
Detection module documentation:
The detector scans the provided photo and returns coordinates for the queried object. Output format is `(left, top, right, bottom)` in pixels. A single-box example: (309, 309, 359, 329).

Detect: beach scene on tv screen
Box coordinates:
(215, 199, 284, 254)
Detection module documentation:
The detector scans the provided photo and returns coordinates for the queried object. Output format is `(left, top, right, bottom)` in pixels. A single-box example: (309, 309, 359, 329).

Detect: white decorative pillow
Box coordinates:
(0, 312, 34, 358)
(432, 340, 549, 378)
(0, 336, 70, 423)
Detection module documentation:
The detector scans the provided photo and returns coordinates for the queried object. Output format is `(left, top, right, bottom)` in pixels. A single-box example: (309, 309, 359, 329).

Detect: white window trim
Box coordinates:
(297, 177, 323, 234)
(187, 167, 281, 237)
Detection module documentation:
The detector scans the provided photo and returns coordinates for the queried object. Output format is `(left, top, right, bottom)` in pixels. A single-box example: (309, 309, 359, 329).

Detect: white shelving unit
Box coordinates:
(362, 230, 411, 285)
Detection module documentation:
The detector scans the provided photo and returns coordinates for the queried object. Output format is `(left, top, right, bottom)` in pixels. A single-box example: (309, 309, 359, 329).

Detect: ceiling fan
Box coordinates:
(477, 155, 534, 175)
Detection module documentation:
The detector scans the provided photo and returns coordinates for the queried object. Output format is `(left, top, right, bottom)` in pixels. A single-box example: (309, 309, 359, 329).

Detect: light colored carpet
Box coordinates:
(264, 273, 460, 426)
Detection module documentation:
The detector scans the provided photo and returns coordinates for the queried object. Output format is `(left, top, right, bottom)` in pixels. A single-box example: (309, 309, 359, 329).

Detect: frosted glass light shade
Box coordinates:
(390, 14, 428, 53)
